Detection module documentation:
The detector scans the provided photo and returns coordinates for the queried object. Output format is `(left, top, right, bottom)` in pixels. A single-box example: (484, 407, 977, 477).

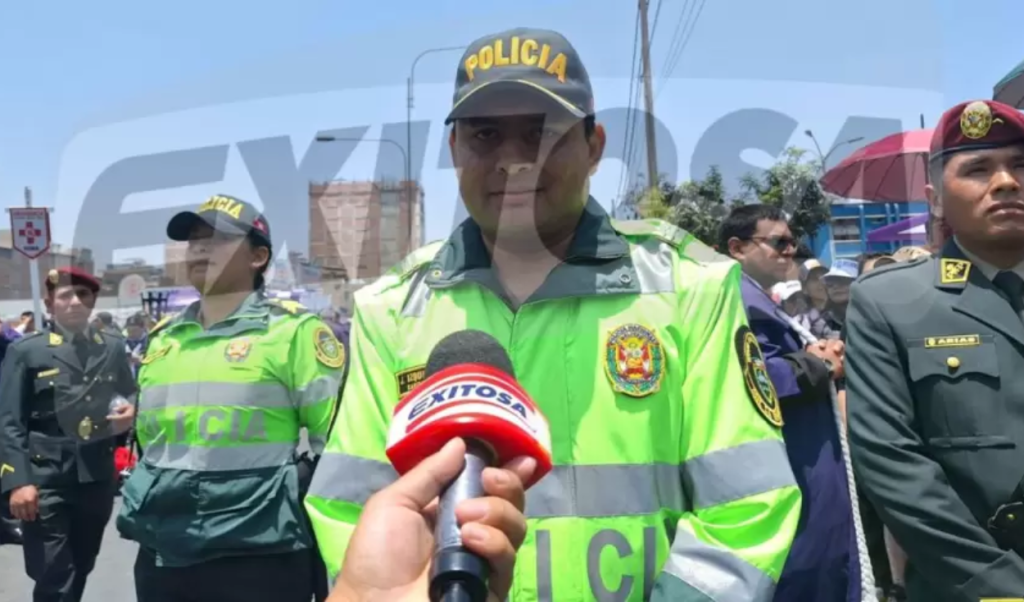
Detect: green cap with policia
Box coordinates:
(446, 27, 595, 123)
(166, 193, 272, 251)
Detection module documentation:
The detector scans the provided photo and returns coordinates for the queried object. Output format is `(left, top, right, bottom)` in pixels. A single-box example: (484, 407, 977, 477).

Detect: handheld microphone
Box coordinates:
(386, 330, 553, 602)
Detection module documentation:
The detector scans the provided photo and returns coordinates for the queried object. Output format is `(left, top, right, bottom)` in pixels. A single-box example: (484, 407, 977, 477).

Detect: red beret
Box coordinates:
(930, 100, 1024, 163)
(45, 267, 101, 293)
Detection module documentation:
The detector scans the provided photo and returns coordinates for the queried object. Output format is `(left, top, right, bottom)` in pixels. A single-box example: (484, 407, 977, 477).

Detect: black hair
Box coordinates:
(20, 311, 33, 319)
(856, 251, 891, 275)
(246, 231, 272, 291)
(793, 243, 815, 262)
(718, 204, 788, 257)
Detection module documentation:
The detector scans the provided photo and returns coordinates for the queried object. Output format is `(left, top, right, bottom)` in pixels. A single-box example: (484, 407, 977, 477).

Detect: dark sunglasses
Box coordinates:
(749, 236, 797, 253)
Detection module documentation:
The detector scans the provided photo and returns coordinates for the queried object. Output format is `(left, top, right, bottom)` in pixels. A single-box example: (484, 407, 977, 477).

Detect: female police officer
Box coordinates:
(116, 194, 344, 602)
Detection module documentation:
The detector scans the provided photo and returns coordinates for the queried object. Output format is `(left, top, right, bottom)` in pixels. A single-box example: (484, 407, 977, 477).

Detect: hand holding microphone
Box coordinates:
(383, 330, 553, 602)
(330, 437, 536, 602)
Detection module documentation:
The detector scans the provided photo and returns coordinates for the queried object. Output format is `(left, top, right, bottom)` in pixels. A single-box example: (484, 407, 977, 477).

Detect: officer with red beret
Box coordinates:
(846, 99, 1024, 600)
(0, 266, 137, 602)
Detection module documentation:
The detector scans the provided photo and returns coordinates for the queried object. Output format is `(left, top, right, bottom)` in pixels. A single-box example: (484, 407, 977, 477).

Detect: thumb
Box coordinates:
(376, 438, 467, 511)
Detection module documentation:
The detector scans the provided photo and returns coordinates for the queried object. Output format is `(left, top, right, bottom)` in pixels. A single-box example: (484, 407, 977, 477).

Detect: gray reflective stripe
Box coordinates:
(681, 439, 796, 510)
(294, 375, 342, 408)
(142, 382, 292, 410)
(143, 441, 296, 471)
(527, 464, 685, 518)
(306, 452, 398, 505)
(630, 239, 676, 293)
(657, 528, 776, 602)
(400, 269, 432, 318)
(683, 235, 732, 263)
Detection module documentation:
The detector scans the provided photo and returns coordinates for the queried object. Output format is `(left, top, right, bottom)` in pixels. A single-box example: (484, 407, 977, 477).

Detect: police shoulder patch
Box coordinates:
(734, 326, 782, 427)
(312, 325, 345, 368)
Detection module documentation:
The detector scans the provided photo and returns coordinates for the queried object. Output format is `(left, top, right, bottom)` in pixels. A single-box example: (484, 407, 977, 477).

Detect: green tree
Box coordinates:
(631, 166, 744, 247)
(739, 147, 834, 240)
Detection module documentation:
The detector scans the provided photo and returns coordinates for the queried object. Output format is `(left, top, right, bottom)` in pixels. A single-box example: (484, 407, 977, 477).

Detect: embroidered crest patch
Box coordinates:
(224, 338, 252, 362)
(604, 324, 665, 397)
(313, 326, 345, 368)
(735, 326, 783, 427)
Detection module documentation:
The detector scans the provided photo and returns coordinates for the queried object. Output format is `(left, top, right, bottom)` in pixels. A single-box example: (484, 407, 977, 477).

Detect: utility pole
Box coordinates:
(638, 0, 659, 191)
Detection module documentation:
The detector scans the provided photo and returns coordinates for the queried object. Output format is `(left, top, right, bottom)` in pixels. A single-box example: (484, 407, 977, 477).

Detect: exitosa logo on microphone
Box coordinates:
(402, 371, 538, 433)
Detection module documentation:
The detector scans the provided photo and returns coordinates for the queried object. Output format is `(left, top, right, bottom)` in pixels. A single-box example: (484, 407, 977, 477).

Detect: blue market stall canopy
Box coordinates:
(866, 214, 929, 243)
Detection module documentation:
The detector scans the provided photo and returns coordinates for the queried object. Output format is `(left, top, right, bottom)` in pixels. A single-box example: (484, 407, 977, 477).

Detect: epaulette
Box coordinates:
(264, 298, 308, 315)
(611, 218, 686, 247)
(857, 255, 930, 284)
(386, 240, 447, 281)
(10, 331, 44, 346)
(148, 313, 179, 337)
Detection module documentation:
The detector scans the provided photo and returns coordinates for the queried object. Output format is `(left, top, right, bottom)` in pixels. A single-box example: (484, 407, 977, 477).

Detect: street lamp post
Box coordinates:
(315, 134, 413, 247)
(804, 130, 865, 173)
(407, 45, 464, 243)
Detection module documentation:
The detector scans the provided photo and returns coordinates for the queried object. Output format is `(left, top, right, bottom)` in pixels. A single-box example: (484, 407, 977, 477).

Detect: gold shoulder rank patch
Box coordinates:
(267, 298, 307, 315)
(940, 258, 971, 284)
(149, 313, 177, 336)
(140, 345, 171, 365)
(48, 332, 63, 346)
(0, 463, 14, 477)
(312, 326, 345, 368)
(735, 326, 783, 427)
(924, 334, 980, 349)
(396, 365, 426, 396)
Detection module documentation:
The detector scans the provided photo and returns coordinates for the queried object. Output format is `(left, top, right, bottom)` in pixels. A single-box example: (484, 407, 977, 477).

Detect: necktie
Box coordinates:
(73, 335, 91, 367)
(992, 271, 1024, 321)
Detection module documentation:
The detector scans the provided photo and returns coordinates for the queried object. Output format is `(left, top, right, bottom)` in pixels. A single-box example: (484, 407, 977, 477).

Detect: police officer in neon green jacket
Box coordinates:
(305, 28, 801, 601)
(117, 195, 344, 602)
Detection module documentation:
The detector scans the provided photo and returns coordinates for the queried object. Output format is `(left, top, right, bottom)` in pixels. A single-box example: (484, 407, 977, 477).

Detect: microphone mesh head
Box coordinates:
(426, 330, 515, 378)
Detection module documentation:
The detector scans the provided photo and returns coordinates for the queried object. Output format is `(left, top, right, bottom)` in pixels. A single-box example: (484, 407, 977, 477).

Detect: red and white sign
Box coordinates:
(8, 207, 51, 259)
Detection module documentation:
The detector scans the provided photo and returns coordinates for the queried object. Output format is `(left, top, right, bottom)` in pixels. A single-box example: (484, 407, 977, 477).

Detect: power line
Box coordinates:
(617, 7, 642, 207)
(657, 0, 694, 80)
(649, 0, 663, 45)
(663, 0, 704, 90)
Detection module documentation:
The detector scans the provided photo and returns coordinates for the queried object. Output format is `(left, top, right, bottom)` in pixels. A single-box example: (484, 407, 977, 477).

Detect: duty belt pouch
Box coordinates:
(988, 479, 1024, 555)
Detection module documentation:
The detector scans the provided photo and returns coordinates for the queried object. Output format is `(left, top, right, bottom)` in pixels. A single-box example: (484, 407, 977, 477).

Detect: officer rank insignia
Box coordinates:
(313, 326, 345, 368)
(224, 338, 252, 362)
(396, 365, 426, 396)
(49, 332, 63, 346)
(604, 323, 664, 397)
(735, 326, 783, 427)
(960, 100, 1002, 140)
(940, 258, 971, 284)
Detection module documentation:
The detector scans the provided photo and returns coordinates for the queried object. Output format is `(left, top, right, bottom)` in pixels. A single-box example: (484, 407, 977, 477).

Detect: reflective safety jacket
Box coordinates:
(305, 200, 802, 601)
(117, 293, 344, 567)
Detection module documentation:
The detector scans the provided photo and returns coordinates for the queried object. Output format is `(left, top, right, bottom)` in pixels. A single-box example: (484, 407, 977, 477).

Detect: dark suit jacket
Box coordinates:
(740, 274, 860, 601)
(847, 240, 1024, 600)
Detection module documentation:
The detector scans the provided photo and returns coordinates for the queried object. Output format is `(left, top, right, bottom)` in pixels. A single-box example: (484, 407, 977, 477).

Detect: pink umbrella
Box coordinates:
(820, 129, 932, 202)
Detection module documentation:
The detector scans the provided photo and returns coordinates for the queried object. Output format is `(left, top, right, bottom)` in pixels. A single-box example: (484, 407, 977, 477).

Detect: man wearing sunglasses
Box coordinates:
(720, 204, 866, 601)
